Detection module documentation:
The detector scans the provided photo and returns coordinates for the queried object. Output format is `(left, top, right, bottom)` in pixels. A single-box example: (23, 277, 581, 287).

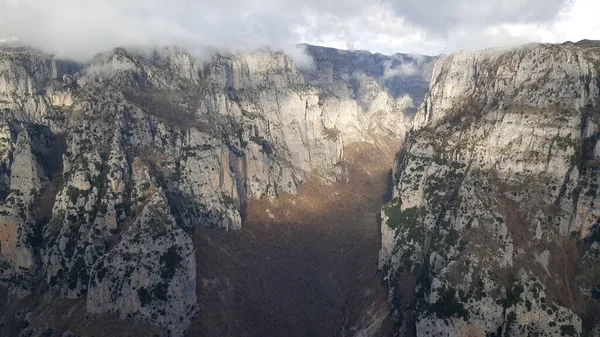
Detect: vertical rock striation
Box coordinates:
(380, 41, 600, 337)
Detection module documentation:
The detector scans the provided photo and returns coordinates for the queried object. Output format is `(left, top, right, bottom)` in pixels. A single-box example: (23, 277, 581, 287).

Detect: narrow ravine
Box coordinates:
(187, 137, 400, 337)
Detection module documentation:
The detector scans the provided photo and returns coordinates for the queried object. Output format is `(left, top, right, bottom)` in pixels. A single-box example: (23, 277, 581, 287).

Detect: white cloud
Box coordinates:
(552, 0, 600, 42)
(382, 60, 417, 79)
(0, 0, 598, 60)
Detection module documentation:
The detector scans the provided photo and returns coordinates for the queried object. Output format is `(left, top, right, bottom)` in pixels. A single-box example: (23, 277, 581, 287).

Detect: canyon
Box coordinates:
(0, 39, 599, 337)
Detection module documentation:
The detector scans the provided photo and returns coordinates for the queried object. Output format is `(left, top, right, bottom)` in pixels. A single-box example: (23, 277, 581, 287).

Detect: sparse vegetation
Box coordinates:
(138, 287, 152, 306)
(67, 257, 89, 291)
(138, 281, 170, 306)
(152, 282, 169, 302)
(435, 96, 484, 131)
(221, 194, 238, 210)
(427, 287, 470, 320)
(383, 202, 422, 241)
(123, 89, 200, 130)
(98, 202, 108, 215)
(499, 282, 525, 308)
(66, 186, 88, 203)
(505, 311, 517, 332)
(322, 127, 340, 141)
(560, 324, 577, 336)
(160, 246, 183, 281)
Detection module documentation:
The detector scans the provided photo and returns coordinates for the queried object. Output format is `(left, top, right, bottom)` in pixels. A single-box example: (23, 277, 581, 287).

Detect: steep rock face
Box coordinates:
(302, 45, 436, 136)
(0, 121, 61, 285)
(0, 44, 432, 336)
(380, 41, 600, 336)
(0, 47, 79, 125)
(302, 44, 436, 103)
(86, 191, 197, 337)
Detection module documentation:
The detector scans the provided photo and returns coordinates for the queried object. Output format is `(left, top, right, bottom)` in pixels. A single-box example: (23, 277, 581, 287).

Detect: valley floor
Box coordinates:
(188, 138, 400, 337)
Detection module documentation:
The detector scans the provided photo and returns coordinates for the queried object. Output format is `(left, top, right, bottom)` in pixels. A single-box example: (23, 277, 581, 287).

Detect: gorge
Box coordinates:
(0, 39, 599, 337)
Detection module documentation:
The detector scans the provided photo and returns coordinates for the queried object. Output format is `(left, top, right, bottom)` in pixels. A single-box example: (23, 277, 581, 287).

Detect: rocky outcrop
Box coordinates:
(86, 190, 197, 337)
(380, 41, 600, 336)
(0, 123, 55, 276)
(0, 43, 434, 336)
(0, 46, 79, 126)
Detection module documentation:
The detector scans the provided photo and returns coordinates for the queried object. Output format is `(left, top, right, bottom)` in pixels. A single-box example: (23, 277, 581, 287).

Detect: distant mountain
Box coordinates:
(301, 43, 438, 115)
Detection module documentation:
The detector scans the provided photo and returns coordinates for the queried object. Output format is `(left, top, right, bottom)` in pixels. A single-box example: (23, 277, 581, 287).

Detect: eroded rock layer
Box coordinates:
(380, 41, 600, 337)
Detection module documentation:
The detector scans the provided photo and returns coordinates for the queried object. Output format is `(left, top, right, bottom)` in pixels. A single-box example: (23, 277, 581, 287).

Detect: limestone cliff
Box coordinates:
(380, 41, 600, 336)
(0, 43, 434, 336)
(302, 44, 436, 118)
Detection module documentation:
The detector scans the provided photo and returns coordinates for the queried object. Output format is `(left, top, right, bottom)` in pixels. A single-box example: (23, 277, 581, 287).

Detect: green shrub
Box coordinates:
(428, 287, 469, 320)
(501, 283, 525, 308)
(138, 287, 152, 306)
(98, 202, 108, 215)
(560, 324, 577, 336)
(160, 246, 183, 281)
(152, 282, 169, 302)
(66, 186, 88, 203)
(506, 311, 517, 331)
(383, 203, 422, 242)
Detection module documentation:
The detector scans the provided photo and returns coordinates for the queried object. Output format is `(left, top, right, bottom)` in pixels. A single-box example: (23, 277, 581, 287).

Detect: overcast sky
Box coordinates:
(0, 0, 598, 61)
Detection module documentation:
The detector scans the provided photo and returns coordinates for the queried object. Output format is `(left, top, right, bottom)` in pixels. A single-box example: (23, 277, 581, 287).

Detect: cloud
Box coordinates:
(281, 44, 315, 69)
(551, 0, 600, 42)
(0, 0, 320, 61)
(0, 0, 596, 62)
(385, 0, 570, 36)
(382, 60, 417, 79)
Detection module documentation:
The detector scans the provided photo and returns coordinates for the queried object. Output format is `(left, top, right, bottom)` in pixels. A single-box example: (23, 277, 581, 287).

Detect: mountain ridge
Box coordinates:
(0, 42, 433, 336)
